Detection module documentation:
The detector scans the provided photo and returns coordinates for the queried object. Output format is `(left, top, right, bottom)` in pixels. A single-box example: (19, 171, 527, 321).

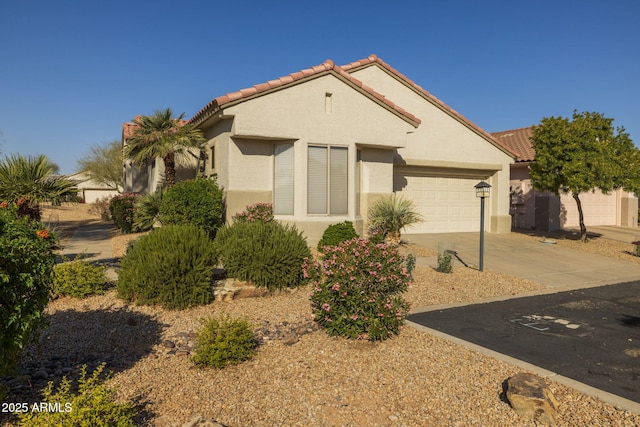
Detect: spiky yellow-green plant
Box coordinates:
(367, 194, 422, 243)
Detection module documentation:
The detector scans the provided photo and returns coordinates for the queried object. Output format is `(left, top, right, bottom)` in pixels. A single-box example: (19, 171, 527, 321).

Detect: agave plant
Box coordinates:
(367, 194, 423, 245)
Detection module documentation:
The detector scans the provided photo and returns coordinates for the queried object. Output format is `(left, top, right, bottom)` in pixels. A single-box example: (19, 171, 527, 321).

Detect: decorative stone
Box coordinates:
(505, 373, 559, 425)
(281, 333, 299, 346)
(162, 340, 176, 349)
(33, 369, 49, 380)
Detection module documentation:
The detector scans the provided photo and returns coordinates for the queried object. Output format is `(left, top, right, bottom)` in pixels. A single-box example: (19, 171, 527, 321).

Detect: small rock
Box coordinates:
(282, 333, 299, 346)
(182, 415, 202, 427)
(175, 349, 190, 356)
(505, 372, 559, 425)
(162, 340, 176, 349)
(33, 370, 48, 380)
(127, 317, 137, 326)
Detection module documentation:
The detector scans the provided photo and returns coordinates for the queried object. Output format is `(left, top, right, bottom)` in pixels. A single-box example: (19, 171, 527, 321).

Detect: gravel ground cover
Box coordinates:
(2, 205, 640, 426)
(513, 229, 640, 265)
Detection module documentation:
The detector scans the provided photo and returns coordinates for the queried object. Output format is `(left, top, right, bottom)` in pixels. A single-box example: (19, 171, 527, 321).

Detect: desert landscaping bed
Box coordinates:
(3, 207, 640, 426)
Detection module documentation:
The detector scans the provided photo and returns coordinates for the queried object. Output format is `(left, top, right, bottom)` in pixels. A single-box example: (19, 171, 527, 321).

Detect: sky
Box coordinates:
(1, 0, 639, 175)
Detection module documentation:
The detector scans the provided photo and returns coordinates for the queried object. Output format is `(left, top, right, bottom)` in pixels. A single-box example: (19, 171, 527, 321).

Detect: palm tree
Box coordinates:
(124, 108, 205, 188)
(0, 154, 77, 204)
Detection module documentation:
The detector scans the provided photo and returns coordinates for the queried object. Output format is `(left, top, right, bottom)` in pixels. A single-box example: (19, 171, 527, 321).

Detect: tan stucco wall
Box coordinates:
(225, 74, 415, 148)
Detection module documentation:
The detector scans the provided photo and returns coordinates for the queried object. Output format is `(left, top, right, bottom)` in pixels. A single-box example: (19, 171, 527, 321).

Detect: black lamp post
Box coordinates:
(474, 181, 491, 272)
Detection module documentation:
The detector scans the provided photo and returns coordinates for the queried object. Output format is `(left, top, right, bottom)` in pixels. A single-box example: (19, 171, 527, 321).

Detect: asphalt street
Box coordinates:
(408, 281, 640, 404)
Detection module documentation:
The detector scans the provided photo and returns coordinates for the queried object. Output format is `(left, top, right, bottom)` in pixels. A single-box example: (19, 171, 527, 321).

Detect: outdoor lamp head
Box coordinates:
(475, 181, 491, 198)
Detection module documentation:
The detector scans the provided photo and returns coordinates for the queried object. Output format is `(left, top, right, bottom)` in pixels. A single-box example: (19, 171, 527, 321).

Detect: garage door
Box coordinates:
(394, 174, 481, 233)
(560, 191, 617, 227)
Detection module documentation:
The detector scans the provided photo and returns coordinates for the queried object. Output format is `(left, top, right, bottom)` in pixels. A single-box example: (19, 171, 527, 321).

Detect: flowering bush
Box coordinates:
(0, 201, 56, 376)
(232, 203, 274, 224)
(632, 241, 640, 257)
(109, 193, 139, 233)
(305, 238, 411, 341)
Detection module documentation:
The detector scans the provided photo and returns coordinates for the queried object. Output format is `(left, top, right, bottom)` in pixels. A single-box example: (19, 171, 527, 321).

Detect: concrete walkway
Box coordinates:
(59, 222, 118, 280)
(407, 231, 640, 290)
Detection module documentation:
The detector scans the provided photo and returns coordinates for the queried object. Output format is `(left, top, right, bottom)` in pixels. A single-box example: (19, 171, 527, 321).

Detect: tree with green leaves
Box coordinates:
(530, 111, 638, 241)
(0, 154, 77, 204)
(123, 108, 205, 188)
(77, 139, 123, 190)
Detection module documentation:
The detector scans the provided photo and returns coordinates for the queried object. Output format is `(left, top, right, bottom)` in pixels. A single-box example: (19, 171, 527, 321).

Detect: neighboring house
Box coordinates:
(67, 172, 120, 203)
(124, 54, 516, 244)
(492, 127, 638, 231)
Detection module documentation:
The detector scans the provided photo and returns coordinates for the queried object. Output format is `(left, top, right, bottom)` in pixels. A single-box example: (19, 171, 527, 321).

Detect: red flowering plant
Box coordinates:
(632, 240, 640, 257)
(304, 238, 411, 341)
(0, 201, 56, 377)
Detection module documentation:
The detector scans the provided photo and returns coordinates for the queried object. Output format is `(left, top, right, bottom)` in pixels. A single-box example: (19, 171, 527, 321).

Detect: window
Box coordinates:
(307, 145, 348, 215)
(210, 146, 215, 170)
(274, 143, 294, 215)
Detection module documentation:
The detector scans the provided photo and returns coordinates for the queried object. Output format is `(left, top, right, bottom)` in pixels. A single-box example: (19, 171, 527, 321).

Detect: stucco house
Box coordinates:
(123, 54, 516, 244)
(67, 172, 120, 204)
(492, 127, 638, 231)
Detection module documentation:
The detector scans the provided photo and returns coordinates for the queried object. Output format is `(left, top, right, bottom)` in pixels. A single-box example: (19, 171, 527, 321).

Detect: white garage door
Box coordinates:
(560, 191, 617, 227)
(394, 174, 481, 233)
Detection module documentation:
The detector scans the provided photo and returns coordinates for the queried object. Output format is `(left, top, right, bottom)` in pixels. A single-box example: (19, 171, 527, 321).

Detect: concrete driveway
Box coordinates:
(406, 230, 640, 290)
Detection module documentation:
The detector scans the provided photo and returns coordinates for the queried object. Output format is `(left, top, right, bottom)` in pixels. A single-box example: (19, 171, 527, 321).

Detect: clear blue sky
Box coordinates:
(1, 0, 639, 174)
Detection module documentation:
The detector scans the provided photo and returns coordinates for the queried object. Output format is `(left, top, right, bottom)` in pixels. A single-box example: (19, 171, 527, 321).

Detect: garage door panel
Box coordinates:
(395, 174, 481, 233)
(560, 191, 617, 227)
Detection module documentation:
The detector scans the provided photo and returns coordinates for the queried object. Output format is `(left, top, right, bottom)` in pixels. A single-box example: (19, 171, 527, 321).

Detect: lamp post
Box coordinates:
(474, 181, 491, 272)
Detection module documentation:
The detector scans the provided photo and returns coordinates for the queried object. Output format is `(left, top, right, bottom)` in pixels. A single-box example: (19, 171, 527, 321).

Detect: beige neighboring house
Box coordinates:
(68, 172, 120, 204)
(124, 54, 516, 244)
(492, 127, 638, 231)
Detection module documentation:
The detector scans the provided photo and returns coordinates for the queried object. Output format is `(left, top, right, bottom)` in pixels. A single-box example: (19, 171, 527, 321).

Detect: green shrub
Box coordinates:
(305, 238, 411, 341)
(0, 201, 56, 376)
(317, 221, 358, 251)
(216, 221, 311, 291)
(191, 316, 258, 369)
(436, 251, 453, 273)
(17, 363, 136, 426)
(117, 225, 219, 310)
(232, 202, 274, 223)
(405, 253, 416, 278)
(109, 193, 139, 233)
(52, 258, 109, 298)
(159, 177, 224, 238)
(133, 188, 164, 231)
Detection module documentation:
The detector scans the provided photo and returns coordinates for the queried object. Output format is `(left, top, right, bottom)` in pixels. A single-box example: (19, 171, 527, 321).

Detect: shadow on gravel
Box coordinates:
(0, 307, 165, 424)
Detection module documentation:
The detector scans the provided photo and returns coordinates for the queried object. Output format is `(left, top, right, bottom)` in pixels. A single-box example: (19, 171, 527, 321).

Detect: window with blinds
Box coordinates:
(307, 145, 348, 215)
(274, 143, 294, 215)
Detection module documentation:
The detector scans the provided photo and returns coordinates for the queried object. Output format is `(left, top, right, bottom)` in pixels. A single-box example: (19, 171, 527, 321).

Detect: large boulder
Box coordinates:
(505, 372, 559, 425)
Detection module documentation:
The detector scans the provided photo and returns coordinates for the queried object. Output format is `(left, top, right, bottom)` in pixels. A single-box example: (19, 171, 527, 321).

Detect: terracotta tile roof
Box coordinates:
(491, 127, 535, 162)
(189, 59, 421, 128)
(121, 116, 188, 142)
(341, 54, 517, 159)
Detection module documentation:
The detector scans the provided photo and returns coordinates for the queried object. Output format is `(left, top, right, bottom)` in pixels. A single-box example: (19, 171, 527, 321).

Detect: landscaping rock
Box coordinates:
(505, 372, 559, 425)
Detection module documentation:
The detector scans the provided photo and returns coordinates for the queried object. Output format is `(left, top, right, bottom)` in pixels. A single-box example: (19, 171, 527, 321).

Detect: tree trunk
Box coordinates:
(572, 192, 588, 242)
(164, 152, 177, 188)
